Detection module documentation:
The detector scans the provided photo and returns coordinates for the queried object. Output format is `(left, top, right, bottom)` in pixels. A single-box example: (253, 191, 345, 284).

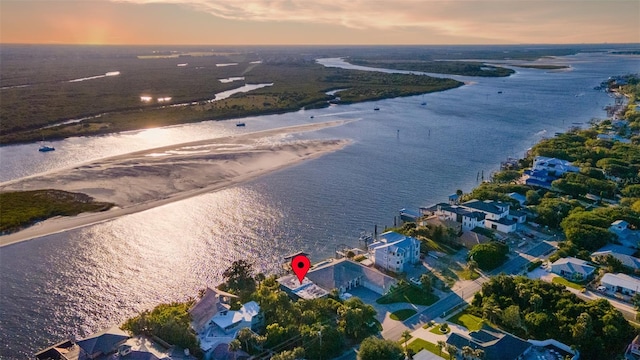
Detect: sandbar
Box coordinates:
(0, 120, 352, 247)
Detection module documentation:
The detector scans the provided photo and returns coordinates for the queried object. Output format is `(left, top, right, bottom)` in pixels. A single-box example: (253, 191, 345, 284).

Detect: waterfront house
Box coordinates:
(431, 203, 486, 231)
(550, 257, 596, 282)
(532, 156, 579, 176)
(76, 326, 129, 359)
(429, 199, 520, 233)
(368, 231, 420, 273)
(306, 258, 397, 295)
(189, 288, 263, 355)
(34, 331, 189, 360)
(277, 258, 397, 298)
(462, 199, 518, 233)
(277, 275, 330, 300)
(600, 273, 640, 296)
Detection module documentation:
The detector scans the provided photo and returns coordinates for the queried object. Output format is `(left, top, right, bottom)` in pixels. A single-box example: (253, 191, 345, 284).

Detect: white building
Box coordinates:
(368, 231, 420, 273)
(532, 156, 579, 176)
(550, 257, 596, 281)
(600, 273, 640, 296)
(461, 199, 519, 233)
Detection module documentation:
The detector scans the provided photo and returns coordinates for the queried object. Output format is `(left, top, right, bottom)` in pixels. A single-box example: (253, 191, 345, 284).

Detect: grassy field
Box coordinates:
(0, 190, 113, 234)
(407, 339, 446, 359)
(390, 309, 417, 321)
(376, 284, 440, 306)
(457, 268, 480, 280)
(552, 276, 584, 290)
(448, 310, 484, 331)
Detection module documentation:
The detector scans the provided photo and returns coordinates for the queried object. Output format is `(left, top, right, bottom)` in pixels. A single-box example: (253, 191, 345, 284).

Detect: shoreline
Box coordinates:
(0, 120, 353, 247)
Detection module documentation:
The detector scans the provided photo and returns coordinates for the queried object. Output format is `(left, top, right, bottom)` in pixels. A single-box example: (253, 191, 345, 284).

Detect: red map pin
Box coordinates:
(292, 254, 311, 284)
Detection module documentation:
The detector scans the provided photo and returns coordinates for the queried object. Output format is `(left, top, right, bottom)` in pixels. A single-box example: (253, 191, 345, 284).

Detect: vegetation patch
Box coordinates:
(350, 59, 515, 77)
(470, 275, 634, 359)
(514, 64, 569, 70)
(390, 309, 417, 321)
(468, 242, 509, 271)
(429, 323, 450, 335)
(122, 301, 201, 357)
(448, 310, 484, 331)
(406, 338, 447, 359)
(376, 284, 439, 306)
(552, 276, 584, 290)
(527, 260, 543, 272)
(0, 189, 113, 233)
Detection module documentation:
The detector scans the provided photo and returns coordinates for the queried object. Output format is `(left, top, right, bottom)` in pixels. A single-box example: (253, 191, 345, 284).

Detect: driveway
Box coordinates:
(348, 287, 427, 333)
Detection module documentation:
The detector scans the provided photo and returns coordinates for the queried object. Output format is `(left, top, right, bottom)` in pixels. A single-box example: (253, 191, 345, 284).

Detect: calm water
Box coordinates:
(1, 52, 638, 358)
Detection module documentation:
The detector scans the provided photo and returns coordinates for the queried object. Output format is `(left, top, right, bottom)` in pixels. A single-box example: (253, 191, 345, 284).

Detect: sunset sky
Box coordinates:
(1, 0, 638, 45)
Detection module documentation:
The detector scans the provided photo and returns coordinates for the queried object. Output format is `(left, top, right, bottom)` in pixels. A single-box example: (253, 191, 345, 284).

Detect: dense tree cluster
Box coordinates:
(468, 242, 509, 271)
(252, 276, 378, 359)
(122, 301, 201, 357)
(470, 275, 634, 360)
(357, 336, 404, 360)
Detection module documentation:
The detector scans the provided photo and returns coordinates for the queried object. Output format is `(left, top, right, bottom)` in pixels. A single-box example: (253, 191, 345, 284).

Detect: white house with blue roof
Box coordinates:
(368, 231, 420, 273)
(550, 257, 596, 282)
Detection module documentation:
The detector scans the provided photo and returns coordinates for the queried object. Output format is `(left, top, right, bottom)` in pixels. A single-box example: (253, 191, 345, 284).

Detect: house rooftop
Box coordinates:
(462, 199, 508, 215)
(189, 288, 236, 333)
(601, 273, 640, 290)
(76, 325, 129, 357)
(446, 327, 531, 360)
(306, 258, 397, 295)
(551, 257, 596, 276)
(277, 275, 330, 299)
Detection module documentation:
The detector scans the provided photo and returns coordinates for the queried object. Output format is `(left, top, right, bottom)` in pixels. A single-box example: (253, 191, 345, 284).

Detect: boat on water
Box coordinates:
(497, 91, 503, 94)
(236, 122, 246, 127)
(38, 137, 55, 152)
(374, 107, 380, 111)
(421, 102, 427, 106)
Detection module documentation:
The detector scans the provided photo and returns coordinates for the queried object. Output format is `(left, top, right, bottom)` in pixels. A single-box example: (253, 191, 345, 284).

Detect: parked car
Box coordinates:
(410, 277, 421, 286)
(597, 286, 607, 293)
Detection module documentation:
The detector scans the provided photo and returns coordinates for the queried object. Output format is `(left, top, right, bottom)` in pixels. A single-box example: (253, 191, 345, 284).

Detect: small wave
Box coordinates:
(534, 129, 547, 137)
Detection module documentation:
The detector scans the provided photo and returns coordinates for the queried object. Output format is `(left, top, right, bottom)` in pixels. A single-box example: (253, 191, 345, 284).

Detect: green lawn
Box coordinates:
(457, 268, 480, 280)
(429, 325, 450, 335)
(552, 276, 584, 290)
(407, 339, 446, 359)
(376, 285, 440, 306)
(390, 309, 417, 321)
(448, 311, 484, 331)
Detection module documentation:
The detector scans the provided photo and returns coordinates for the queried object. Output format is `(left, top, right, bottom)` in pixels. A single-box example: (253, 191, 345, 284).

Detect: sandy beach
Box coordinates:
(0, 120, 351, 247)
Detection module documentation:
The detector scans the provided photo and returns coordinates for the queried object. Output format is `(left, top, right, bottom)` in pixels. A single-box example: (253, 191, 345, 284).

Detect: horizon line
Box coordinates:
(1, 42, 639, 47)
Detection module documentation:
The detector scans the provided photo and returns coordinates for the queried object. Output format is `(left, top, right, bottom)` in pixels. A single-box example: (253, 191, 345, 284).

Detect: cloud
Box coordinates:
(110, 0, 638, 43)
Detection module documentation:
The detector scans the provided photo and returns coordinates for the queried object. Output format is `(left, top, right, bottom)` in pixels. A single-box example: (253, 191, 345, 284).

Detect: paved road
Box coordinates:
(382, 241, 556, 341)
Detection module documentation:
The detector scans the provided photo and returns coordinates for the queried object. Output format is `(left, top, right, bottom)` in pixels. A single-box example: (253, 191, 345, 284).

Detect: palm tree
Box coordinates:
(437, 340, 446, 356)
(474, 348, 485, 360)
(401, 330, 412, 354)
(228, 339, 241, 360)
(446, 344, 458, 360)
(462, 346, 474, 360)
